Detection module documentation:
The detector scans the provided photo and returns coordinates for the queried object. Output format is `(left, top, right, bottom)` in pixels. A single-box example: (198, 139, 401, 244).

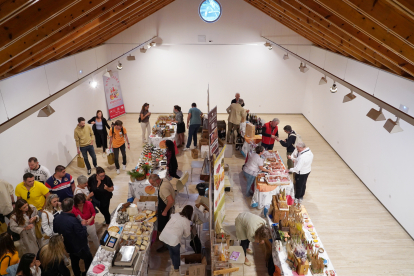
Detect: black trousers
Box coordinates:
(70, 248, 93, 276)
(240, 239, 250, 256)
(295, 172, 310, 199)
(96, 129, 108, 152)
(99, 199, 111, 224)
(113, 143, 126, 169)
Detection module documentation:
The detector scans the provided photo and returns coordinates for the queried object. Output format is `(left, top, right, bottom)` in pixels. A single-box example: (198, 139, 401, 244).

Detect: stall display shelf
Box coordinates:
(267, 207, 336, 276)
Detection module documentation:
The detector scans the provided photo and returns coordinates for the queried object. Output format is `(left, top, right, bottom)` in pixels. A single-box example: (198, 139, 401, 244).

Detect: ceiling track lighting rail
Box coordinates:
(262, 36, 414, 128)
(0, 36, 157, 134)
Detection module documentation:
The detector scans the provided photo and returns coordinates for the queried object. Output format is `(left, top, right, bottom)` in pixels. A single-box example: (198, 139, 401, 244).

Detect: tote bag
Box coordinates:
(77, 154, 85, 168)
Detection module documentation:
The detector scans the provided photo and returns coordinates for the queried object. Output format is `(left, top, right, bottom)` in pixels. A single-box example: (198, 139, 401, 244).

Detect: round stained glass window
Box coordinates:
(199, 0, 222, 23)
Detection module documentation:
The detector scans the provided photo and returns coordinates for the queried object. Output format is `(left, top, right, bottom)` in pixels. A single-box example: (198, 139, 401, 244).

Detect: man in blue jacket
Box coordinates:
(54, 198, 92, 276)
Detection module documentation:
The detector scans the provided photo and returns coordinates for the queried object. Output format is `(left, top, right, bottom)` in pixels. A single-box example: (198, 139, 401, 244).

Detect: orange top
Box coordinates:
(0, 251, 19, 275)
(109, 126, 127, 148)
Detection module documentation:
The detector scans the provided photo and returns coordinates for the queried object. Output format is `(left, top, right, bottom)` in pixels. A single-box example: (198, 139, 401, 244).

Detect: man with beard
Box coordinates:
(74, 117, 97, 175)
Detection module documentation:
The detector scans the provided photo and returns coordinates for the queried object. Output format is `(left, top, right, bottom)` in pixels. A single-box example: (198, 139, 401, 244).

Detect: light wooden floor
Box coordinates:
(65, 113, 414, 276)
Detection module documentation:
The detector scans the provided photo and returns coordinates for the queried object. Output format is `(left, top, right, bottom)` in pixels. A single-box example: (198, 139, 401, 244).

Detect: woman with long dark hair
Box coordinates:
(165, 140, 179, 179)
(0, 233, 19, 275)
(72, 193, 99, 250)
(140, 103, 151, 143)
(159, 205, 193, 273)
(172, 105, 185, 147)
(37, 235, 70, 276)
(16, 253, 41, 276)
(9, 199, 39, 254)
(88, 167, 114, 226)
(88, 110, 110, 157)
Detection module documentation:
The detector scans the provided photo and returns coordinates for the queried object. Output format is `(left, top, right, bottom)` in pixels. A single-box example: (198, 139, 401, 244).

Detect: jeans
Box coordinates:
(186, 124, 200, 148)
(261, 142, 274, 150)
(113, 143, 126, 169)
(80, 145, 97, 170)
(243, 171, 256, 196)
(167, 243, 181, 270)
(240, 239, 250, 256)
(227, 122, 240, 144)
(70, 247, 93, 276)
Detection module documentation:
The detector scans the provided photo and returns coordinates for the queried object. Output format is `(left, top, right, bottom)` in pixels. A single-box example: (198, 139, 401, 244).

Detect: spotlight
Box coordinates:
(140, 47, 147, 53)
(116, 61, 122, 70)
(38, 105, 55, 117)
(264, 42, 271, 48)
(299, 63, 309, 73)
(283, 53, 289, 60)
(89, 80, 98, 88)
(366, 107, 386, 121)
(127, 55, 135, 61)
(147, 43, 152, 49)
(343, 90, 356, 103)
(150, 42, 156, 47)
(268, 45, 273, 50)
(330, 82, 337, 93)
(319, 75, 327, 85)
(383, 117, 403, 133)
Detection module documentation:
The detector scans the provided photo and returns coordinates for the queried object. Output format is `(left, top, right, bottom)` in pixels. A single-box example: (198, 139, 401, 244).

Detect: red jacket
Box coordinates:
(262, 122, 278, 145)
(72, 200, 96, 225)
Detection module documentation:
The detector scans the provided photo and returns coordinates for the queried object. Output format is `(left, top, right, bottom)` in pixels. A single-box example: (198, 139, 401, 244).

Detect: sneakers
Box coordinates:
(102, 152, 106, 158)
(87, 169, 91, 175)
(183, 147, 190, 151)
(246, 248, 253, 255)
(122, 165, 126, 170)
(116, 169, 120, 175)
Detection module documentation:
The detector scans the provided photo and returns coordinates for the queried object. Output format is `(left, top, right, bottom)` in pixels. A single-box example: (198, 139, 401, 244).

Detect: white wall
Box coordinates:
(300, 45, 414, 238)
(102, 0, 311, 114)
(0, 46, 111, 187)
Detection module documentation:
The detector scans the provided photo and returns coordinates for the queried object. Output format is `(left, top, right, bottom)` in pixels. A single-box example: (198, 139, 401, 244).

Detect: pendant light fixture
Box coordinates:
(366, 107, 386, 121)
(383, 117, 403, 133)
(343, 90, 356, 103)
(116, 61, 122, 70)
(330, 82, 337, 93)
(319, 75, 327, 85)
(283, 53, 289, 60)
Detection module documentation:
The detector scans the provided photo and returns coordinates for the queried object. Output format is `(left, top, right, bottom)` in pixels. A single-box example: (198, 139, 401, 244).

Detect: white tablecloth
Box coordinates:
(251, 182, 295, 210)
(267, 212, 337, 276)
(148, 124, 178, 148)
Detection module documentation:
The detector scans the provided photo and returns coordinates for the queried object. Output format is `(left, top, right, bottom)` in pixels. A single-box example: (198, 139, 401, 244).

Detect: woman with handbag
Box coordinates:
(41, 194, 61, 244)
(10, 200, 39, 255)
(37, 235, 70, 276)
(88, 110, 110, 157)
(0, 233, 19, 276)
(72, 194, 100, 250)
(139, 103, 151, 144)
(172, 105, 185, 147)
(159, 205, 193, 274)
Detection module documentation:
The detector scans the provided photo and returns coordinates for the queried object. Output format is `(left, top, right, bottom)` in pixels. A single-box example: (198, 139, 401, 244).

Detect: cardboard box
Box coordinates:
(201, 129, 209, 139)
(191, 149, 199, 159)
(181, 254, 207, 265)
(138, 196, 158, 202)
(180, 264, 206, 276)
(199, 138, 209, 148)
(245, 123, 255, 138)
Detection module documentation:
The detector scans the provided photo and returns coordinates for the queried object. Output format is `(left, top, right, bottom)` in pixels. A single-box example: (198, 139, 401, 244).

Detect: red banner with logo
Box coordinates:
(103, 71, 125, 119)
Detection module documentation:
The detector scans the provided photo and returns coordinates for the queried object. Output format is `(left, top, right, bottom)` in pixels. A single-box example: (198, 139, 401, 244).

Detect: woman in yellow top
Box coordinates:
(0, 232, 19, 276)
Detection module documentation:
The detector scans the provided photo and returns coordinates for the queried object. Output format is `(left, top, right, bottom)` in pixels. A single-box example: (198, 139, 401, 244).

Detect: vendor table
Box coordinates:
(148, 124, 178, 148)
(267, 206, 337, 276)
(87, 203, 155, 276)
(127, 169, 166, 203)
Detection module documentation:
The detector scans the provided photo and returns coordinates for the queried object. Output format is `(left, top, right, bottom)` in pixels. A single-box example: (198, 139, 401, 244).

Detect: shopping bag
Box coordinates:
(107, 153, 115, 165)
(77, 154, 85, 168)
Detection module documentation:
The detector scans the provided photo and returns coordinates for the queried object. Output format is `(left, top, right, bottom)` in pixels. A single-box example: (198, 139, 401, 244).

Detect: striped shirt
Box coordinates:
(45, 173, 74, 201)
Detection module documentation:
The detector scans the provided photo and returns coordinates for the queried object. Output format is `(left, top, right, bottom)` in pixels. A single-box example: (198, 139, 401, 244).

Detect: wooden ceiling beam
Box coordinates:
(0, 0, 134, 76)
(10, 0, 159, 73)
(385, 0, 414, 21)
(296, 0, 414, 78)
(0, 0, 81, 50)
(247, 0, 345, 55)
(264, 0, 384, 67)
(278, 0, 404, 75)
(314, 0, 414, 67)
(344, 0, 414, 47)
(0, 0, 110, 67)
(0, 0, 37, 24)
(252, 0, 362, 61)
(69, 0, 174, 56)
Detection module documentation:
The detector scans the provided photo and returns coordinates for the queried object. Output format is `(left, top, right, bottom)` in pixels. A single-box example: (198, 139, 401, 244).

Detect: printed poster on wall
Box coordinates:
(213, 145, 226, 224)
(208, 106, 219, 158)
(103, 71, 125, 119)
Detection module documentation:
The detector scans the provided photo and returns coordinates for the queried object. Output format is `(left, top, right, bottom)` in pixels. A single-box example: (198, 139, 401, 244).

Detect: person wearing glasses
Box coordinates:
(15, 173, 50, 213)
(87, 167, 114, 227)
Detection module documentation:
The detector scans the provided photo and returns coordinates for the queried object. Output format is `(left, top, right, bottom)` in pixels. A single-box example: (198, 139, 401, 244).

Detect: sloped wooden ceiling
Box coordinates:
(246, 0, 414, 80)
(0, 0, 174, 78)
